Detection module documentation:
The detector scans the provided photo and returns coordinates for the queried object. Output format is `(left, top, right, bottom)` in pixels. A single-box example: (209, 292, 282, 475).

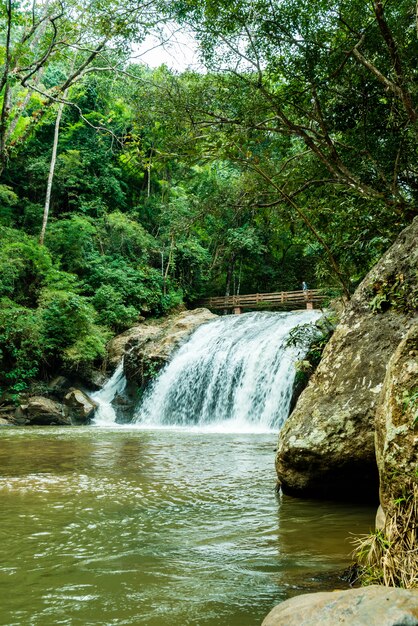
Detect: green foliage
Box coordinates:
(402, 387, 418, 427)
(140, 357, 163, 384)
(40, 289, 99, 352)
(0, 299, 43, 401)
(62, 331, 109, 372)
(46, 216, 97, 273)
(0, 228, 110, 398)
(370, 274, 418, 314)
(0, 229, 53, 305)
(0, 0, 416, 401)
(92, 285, 139, 331)
(0, 184, 18, 224)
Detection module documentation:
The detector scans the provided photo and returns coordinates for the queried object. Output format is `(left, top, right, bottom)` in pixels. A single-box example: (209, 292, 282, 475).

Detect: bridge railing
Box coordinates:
(200, 289, 327, 309)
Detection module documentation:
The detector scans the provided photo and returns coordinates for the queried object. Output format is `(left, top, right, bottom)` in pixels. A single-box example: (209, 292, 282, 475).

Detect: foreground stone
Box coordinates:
(262, 586, 418, 626)
(276, 218, 418, 500)
(63, 389, 98, 424)
(14, 396, 70, 426)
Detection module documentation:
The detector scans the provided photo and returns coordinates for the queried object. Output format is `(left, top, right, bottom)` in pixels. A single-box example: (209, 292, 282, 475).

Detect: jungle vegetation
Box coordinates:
(0, 0, 416, 399)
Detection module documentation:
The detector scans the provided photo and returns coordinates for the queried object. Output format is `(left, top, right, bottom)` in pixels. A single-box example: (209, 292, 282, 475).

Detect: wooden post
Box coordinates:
(233, 306, 242, 314)
(306, 301, 314, 310)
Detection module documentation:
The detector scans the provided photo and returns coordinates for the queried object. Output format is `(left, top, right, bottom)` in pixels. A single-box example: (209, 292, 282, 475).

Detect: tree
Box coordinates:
(167, 0, 417, 291)
(0, 0, 168, 176)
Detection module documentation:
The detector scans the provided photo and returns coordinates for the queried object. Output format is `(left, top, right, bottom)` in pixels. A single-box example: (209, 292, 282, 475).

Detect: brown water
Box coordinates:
(0, 427, 375, 626)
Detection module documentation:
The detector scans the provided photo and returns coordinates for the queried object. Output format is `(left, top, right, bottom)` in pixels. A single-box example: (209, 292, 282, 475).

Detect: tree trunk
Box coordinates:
(163, 235, 175, 294)
(224, 254, 235, 314)
(39, 91, 67, 245)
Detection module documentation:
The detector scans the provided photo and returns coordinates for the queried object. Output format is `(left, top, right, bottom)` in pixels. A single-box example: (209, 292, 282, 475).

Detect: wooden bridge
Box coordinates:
(200, 289, 327, 313)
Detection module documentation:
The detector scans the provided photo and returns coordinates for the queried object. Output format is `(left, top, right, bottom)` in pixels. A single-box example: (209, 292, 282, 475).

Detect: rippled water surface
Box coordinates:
(0, 427, 375, 626)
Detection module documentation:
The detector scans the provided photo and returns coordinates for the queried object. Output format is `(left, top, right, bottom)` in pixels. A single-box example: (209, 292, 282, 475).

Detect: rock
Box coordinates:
(48, 376, 71, 394)
(112, 392, 136, 424)
(14, 396, 70, 426)
(262, 586, 418, 626)
(356, 323, 418, 587)
(48, 372, 106, 396)
(276, 218, 418, 500)
(63, 389, 98, 424)
(0, 405, 15, 425)
(375, 323, 418, 512)
(106, 323, 161, 371)
(123, 308, 217, 388)
(77, 369, 108, 391)
(47, 376, 72, 399)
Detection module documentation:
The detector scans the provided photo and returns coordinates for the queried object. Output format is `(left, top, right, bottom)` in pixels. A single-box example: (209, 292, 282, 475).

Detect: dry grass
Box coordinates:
(352, 483, 418, 588)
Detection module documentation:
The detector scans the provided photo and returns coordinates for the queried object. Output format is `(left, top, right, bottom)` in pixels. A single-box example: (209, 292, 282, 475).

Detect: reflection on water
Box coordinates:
(0, 428, 375, 626)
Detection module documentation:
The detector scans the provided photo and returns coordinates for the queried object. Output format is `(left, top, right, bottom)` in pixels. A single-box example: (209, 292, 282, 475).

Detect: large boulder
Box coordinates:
(63, 388, 98, 424)
(276, 218, 418, 500)
(262, 586, 418, 626)
(106, 320, 160, 371)
(14, 396, 70, 426)
(123, 308, 217, 388)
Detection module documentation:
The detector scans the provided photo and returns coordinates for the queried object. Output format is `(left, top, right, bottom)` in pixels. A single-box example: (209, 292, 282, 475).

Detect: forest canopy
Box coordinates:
(0, 0, 417, 399)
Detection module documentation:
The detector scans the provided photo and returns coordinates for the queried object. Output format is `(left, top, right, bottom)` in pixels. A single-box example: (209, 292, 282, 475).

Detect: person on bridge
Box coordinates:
(302, 281, 308, 292)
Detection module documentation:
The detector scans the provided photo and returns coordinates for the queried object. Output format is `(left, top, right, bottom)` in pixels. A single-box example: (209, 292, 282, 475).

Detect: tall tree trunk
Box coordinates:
(0, 82, 12, 175)
(236, 259, 242, 296)
(163, 235, 175, 295)
(224, 254, 235, 314)
(39, 91, 67, 245)
(0, 0, 13, 176)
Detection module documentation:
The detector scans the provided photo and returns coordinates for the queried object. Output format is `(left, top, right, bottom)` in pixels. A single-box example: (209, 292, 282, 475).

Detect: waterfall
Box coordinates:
(91, 361, 126, 425)
(134, 310, 321, 432)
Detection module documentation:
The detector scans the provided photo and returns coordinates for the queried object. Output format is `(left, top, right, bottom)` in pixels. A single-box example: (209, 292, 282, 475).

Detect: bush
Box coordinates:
(92, 284, 139, 331)
(0, 300, 43, 401)
(0, 233, 53, 305)
(39, 289, 109, 370)
(63, 329, 109, 372)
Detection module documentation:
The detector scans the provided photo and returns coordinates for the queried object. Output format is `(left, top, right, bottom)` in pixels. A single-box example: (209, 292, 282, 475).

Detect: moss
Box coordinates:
(136, 355, 166, 389)
(369, 272, 418, 314)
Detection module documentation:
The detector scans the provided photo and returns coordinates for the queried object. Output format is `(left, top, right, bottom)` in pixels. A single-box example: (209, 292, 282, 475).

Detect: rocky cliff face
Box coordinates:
(376, 323, 418, 512)
(357, 323, 418, 588)
(276, 218, 418, 501)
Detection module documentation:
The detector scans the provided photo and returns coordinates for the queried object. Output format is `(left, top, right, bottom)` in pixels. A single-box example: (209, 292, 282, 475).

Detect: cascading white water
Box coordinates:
(134, 310, 321, 432)
(91, 361, 126, 425)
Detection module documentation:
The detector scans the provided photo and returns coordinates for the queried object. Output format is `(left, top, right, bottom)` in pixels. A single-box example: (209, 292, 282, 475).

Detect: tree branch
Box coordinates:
(373, 0, 416, 121)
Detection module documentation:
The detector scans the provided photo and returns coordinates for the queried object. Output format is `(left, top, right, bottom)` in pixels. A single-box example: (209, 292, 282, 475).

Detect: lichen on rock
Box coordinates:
(353, 323, 418, 588)
(261, 585, 418, 626)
